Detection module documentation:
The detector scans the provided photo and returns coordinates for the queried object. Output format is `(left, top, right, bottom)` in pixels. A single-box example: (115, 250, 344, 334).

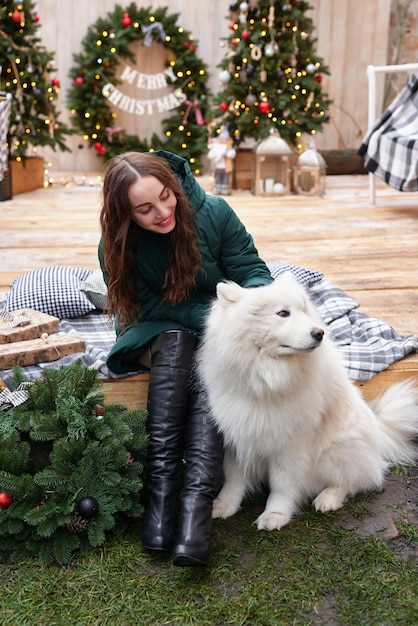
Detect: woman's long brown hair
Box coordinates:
(99, 151, 201, 328)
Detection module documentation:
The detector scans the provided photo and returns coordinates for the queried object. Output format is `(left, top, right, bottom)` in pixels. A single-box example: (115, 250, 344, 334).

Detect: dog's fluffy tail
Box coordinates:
(370, 379, 418, 466)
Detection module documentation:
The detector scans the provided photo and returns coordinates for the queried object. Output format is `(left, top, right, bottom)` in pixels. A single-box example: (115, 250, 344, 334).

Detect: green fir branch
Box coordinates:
(0, 361, 147, 565)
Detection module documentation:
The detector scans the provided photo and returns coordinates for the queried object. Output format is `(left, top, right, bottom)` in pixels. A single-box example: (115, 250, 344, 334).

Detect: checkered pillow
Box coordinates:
(79, 269, 107, 310)
(5, 266, 95, 319)
(267, 263, 323, 287)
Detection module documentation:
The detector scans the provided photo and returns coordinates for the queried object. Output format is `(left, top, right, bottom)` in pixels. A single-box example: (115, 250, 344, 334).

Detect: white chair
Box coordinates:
(366, 62, 418, 204)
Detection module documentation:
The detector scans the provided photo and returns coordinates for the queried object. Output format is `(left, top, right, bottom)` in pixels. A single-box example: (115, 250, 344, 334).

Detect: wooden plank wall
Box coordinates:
(32, 0, 396, 171)
(310, 0, 392, 149)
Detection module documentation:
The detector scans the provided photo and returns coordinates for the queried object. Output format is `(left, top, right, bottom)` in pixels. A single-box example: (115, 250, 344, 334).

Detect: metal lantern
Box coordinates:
(293, 141, 327, 196)
(252, 130, 293, 196)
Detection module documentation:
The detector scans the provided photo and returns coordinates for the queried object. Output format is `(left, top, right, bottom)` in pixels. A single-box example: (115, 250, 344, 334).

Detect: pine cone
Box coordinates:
(67, 512, 89, 533)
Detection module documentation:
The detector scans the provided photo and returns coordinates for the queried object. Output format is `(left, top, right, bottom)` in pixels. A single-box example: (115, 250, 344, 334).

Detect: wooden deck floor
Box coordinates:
(1, 173, 417, 404)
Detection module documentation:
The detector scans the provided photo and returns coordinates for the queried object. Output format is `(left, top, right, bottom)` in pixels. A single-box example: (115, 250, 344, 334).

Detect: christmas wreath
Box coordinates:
(0, 360, 147, 565)
(67, 3, 211, 173)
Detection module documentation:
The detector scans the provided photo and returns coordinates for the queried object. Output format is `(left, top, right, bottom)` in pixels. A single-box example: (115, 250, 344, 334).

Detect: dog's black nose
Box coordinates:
(311, 327, 324, 342)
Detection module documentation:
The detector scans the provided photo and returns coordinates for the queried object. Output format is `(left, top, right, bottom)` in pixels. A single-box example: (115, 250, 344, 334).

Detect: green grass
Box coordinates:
(0, 493, 417, 626)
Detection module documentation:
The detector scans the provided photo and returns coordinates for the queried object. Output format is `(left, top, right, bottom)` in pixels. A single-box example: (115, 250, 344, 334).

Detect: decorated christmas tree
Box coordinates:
(0, 1, 72, 159)
(0, 361, 147, 565)
(67, 3, 211, 173)
(212, 0, 332, 149)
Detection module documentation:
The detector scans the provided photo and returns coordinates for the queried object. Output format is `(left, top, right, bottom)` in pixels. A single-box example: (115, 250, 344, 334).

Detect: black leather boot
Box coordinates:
(141, 331, 197, 552)
(172, 381, 224, 566)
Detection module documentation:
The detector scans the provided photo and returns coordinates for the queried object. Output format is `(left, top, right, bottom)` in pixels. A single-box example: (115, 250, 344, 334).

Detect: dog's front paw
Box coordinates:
(313, 487, 347, 512)
(256, 510, 290, 531)
(212, 497, 240, 519)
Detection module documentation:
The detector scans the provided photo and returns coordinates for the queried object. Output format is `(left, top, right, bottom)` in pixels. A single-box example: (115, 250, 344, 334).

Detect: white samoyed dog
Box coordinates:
(198, 273, 418, 532)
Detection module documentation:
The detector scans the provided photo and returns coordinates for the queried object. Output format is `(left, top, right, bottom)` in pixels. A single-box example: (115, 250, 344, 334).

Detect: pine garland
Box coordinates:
(0, 361, 148, 565)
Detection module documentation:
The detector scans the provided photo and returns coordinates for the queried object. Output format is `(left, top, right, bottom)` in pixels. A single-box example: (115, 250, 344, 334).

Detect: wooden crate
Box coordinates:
(10, 157, 44, 195)
(232, 148, 253, 190)
(101, 373, 150, 411)
(0, 166, 12, 201)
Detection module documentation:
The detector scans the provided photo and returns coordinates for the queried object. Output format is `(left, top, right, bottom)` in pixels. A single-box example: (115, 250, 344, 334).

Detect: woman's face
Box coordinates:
(128, 175, 176, 234)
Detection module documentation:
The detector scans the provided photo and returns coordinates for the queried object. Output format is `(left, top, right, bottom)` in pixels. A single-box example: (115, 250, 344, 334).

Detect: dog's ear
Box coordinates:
(216, 281, 244, 305)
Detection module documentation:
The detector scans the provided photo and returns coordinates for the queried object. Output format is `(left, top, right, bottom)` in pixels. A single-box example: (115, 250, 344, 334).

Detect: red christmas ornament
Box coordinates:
(121, 12, 132, 28)
(51, 78, 60, 87)
(74, 76, 84, 85)
(315, 74, 323, 83)
(11, 10, 22, 23)
(183, 41, 197, 52)
(32, 13, 40, 23)
(219, 101, 229, 112)
(259, 101, 271, 114)
(241, 30, 250, 40)
(0, 492, 13, 509)
(94, 141, 103, 152)
(99, 146, 107, 156)
(229, 22, 236, 30)
(232, 38, 240, 47)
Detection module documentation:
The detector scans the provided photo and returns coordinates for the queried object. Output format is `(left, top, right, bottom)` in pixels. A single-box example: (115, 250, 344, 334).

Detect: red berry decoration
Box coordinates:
(76, 496, 99, 519)
(74, 76, 84, 85)
(121, 12, 132, 28)
(0, 492, 13, 509)
(51, 78, 60, 88)
(315, 74, 323, 83)
(94, 141, 103, 152)
(259, 101, 271, 114)
(219, 101, 229, 112)
(11, 10, 22, 23)
(241, 30, 250, 39)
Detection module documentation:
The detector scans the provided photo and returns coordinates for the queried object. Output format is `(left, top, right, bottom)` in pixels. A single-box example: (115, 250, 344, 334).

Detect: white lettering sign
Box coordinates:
(119, 65, 177, 90)
(102, 83, 187, 116)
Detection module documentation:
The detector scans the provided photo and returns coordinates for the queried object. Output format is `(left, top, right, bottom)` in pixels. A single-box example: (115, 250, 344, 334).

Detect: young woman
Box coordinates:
(99, 150, 273, 566)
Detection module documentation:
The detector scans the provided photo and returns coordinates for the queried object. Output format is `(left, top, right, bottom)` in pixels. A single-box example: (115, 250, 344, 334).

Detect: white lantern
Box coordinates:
(293, 141, 327, 196)
(252, 130, 293, 196)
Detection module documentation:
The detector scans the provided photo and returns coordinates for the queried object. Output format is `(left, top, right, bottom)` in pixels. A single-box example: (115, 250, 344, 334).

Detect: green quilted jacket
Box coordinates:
(99, 150, 273, 374)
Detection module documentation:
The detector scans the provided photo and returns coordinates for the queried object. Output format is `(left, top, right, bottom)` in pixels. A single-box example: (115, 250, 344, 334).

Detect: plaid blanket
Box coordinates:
(0, 264, 417, 388)
(358, 72, 418, 192)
